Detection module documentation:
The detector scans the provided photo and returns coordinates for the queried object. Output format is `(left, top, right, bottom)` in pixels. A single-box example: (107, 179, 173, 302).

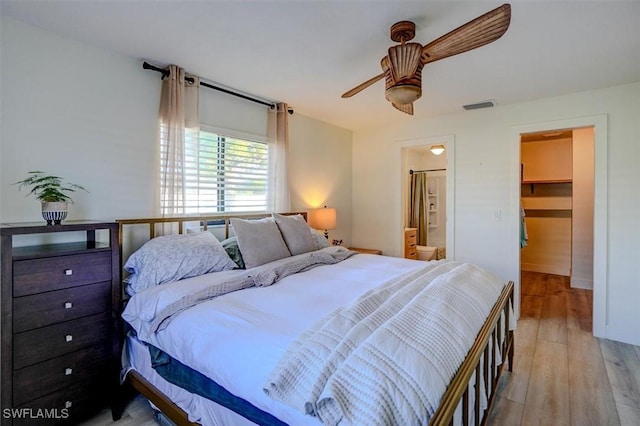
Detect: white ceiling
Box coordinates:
(2, 1, 639, 131)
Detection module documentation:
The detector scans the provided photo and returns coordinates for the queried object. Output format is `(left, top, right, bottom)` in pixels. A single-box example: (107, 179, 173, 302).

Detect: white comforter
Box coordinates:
(264, 261, 504, 426)
(122, 250, 428, 425)
(122, 251, 507, 426)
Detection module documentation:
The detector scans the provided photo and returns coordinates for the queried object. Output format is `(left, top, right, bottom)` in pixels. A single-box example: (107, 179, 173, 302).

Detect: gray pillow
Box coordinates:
(124, 231, 237, 294)
(311, 228, 330, 249)
(272, 213, 317, 255)
(230, 217, 291, 269)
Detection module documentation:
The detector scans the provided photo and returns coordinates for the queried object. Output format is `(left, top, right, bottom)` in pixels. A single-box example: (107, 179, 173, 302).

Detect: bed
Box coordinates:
(115, 212, 514, 426)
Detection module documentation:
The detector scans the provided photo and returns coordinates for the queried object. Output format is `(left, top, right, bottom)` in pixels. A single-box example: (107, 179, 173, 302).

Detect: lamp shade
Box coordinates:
(385, 84, 421, 105)
(308, 207, 337, 231)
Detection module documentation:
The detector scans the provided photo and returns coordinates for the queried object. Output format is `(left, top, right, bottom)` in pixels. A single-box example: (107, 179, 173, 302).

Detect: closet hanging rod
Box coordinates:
(410, 168, 447, 174)
(142, 61, 293, 114)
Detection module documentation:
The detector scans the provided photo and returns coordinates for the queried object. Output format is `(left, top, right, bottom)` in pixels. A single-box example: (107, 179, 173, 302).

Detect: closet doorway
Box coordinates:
(518, 124, 603, 336)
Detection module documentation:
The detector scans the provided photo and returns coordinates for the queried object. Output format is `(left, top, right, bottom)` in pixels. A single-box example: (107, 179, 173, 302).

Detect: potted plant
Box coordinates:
(14, 171, 88, 225)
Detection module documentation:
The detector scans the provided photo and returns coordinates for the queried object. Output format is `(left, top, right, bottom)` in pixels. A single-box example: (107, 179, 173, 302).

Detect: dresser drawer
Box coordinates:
(13, 281, 111, 333)
(14, 380, 108, 425)
(13, 344, 110, 406)
(13, 252, 111, 297)
(405, 231, 417, 245)
(13, 312, 111, 369)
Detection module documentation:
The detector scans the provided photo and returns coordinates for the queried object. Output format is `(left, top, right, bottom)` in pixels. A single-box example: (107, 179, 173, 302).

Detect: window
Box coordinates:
(161, 126, 268, 215)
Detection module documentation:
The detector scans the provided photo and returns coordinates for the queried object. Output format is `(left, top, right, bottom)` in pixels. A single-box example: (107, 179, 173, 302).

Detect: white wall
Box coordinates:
(1, 17, 160, 222)
(352, 82, 640, 346)
(0, 17, 351, 238)
(0, 17, 351, 230)
(289, 114, 352, 245)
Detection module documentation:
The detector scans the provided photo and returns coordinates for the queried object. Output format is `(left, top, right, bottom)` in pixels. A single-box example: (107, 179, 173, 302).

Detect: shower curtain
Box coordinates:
(409, 172, 428, 246)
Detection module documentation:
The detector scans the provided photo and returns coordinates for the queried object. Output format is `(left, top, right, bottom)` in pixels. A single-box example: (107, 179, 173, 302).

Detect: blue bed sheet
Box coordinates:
(147, 344, 287, 426)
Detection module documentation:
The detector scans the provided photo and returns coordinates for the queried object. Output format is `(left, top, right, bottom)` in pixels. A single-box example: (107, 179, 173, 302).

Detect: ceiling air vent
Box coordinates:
(462, 100, 495, 110)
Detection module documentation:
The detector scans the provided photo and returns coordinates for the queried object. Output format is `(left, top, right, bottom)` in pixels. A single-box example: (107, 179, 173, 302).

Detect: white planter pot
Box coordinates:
(41, 201, 68, 225)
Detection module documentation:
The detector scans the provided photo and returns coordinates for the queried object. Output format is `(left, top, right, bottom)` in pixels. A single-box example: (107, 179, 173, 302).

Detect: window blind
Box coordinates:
(161, 126, 269, 215)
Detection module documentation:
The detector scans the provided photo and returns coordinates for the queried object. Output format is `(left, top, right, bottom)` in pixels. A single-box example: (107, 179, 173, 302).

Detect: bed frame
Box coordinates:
(114, 213, 514, 426)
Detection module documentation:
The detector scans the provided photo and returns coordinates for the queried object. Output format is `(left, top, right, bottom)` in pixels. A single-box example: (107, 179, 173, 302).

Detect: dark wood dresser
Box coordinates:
(1, 221, 120, 424)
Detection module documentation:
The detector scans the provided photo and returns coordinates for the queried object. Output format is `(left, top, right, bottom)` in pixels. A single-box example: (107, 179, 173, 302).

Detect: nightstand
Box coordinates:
(1, 221, 120, 424)
(348, 247, 382, 255)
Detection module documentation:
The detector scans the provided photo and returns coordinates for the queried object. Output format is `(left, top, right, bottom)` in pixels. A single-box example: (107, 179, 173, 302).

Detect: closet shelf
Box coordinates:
(522, 179, 572, 194)
(524, 209, 572, 218)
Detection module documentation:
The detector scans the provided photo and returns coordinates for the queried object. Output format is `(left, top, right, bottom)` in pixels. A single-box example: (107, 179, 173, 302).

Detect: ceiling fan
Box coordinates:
(341, 3, 512, 115)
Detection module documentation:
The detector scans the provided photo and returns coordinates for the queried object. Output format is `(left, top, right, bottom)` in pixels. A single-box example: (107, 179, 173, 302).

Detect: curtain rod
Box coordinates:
(143, 61, 293, 114)
(410, 168, 447, 174)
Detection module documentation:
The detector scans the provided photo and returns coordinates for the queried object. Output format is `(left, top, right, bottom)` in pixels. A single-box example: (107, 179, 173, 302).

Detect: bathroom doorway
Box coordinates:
(401, 139, 453, 261)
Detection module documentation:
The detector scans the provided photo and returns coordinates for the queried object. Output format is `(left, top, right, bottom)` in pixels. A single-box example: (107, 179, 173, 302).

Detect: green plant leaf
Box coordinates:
(13, 171, 88, 203)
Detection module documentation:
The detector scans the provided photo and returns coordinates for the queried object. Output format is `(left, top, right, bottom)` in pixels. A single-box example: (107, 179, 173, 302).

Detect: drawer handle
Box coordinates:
(65, 368, 73, 376)
(64, 269, 73, 276)
(65, 401, 72, 409)
(64, 302, 73, 309)
(65, 334, 73, 342)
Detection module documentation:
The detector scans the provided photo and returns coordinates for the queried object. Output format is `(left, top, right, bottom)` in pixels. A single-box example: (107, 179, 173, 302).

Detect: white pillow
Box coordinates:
(272, 213, 317, 255)
(230, 217, 291, 269)
(124, 231, 237, 295)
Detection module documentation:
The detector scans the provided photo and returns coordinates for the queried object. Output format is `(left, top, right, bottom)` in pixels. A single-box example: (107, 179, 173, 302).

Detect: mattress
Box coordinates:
(123, 332, 257, 425)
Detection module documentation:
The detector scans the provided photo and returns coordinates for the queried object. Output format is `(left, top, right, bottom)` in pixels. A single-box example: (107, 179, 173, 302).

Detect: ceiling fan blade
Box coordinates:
(421, 3, 511, 64)
(341, 73, 385, 98)
(392, 102, 414, 115)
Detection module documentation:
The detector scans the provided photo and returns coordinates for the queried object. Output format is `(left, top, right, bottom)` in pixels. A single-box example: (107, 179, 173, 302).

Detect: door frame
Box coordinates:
(510, 114, 608, 337)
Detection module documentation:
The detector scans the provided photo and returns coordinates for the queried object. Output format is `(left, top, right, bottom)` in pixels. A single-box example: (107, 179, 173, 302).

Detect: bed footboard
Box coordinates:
(429, 280, 515, 426)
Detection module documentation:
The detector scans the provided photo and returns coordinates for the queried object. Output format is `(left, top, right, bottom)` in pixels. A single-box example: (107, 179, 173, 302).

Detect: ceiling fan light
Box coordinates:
(430, 144, 445, 155)
(385, 84, 421, 105)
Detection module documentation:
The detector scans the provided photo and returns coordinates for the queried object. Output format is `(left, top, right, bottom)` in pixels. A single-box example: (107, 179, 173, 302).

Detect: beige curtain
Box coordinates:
(267, 102, 290, 212)
(409, 172, 428, 246)
(157, 65, 199, 216)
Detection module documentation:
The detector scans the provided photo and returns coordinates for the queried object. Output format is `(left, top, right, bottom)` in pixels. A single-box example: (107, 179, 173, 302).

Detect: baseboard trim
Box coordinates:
(570, 277, 593, 289)
(521, 263, 570, 276)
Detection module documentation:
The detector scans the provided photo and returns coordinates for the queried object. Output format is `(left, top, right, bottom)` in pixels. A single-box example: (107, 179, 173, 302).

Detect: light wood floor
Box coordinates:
(81, 394, 157, 426)
(87, 271, 640, 426)
(488, 271, 640, 425)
